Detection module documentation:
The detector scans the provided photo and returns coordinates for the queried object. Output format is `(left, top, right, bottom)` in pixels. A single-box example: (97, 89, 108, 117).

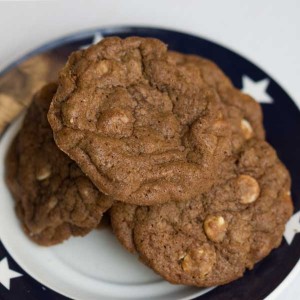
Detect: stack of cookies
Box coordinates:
(5, 37, 293, 287)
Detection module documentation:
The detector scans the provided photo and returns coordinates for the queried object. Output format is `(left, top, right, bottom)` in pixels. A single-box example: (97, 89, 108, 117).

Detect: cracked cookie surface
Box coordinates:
(110, 139, 293, 286)
(5, 83, 113, 246)
(167, 51, 265, 151)
(48, 37, 232, 205)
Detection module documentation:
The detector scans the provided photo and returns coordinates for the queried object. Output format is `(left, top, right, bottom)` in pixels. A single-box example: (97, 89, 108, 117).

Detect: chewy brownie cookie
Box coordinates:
(5, 83, 113, 246)
(110, 139, 293, 286)
(48, 37, 232, 205)
(110, 50, 267, 256)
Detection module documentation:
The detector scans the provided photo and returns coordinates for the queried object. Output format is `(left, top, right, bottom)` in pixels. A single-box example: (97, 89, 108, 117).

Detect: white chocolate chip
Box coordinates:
(96, 61, 109, 76)
(118, 114, 129, 123)
(178, 253, 186, 261)
(204, 215, 227, 242)
(48, 196, 58, 209)
(36, 164, 51, 181)
(82, 188, 90, 196)
(181, 244, 216, 277)
(236, 174, 260, 204)
(240, 119, 253, 140)
(181, 253, 193, 272)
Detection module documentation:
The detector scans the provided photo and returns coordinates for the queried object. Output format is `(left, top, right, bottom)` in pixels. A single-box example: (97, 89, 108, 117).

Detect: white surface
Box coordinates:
(0, 0, 299, 299)
(0, 115, 212, 300)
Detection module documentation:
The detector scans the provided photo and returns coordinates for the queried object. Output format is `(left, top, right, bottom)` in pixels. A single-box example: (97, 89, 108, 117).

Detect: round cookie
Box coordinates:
(48, 37, 232, 205)
(167, 51, 265, 151)
(110, 50, 266, 255)
(110, 139, 293, 286)
(5, 83, 113, 246)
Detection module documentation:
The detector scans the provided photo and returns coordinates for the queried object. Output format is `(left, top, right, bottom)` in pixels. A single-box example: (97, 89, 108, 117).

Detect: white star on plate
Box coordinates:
(0, 258, 22, 290)
(80, 32, 103, 49)
(241, 75, 273, 104)
(284, 211, 300, 245)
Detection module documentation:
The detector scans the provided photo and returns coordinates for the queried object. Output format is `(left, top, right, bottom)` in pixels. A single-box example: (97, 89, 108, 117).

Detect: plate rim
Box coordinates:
(1, 24, 299, 112)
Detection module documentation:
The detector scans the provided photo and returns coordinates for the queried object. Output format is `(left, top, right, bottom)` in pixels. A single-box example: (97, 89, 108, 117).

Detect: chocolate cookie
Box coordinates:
(48, 37, 232, 205)
(110, 202, 137, 253)
(5, 83, 113, 246)
(110, 139, 293, 286)
(167, 51, 265, 151)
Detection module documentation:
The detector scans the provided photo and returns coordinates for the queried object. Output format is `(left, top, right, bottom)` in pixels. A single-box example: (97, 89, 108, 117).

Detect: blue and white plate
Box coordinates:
(0, 27, 299, 300)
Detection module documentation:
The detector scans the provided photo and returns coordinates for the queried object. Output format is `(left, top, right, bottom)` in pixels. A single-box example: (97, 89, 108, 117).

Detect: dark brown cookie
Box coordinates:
(110, 50, 266, 255)
(167, 51, 265, 151)
(110, 139, 293, 287)
(5, 83, 113, 246)
(48, 37, 232, 205)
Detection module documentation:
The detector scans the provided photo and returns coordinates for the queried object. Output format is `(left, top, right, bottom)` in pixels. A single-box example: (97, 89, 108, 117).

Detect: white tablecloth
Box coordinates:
(0, 1, 299, 299)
